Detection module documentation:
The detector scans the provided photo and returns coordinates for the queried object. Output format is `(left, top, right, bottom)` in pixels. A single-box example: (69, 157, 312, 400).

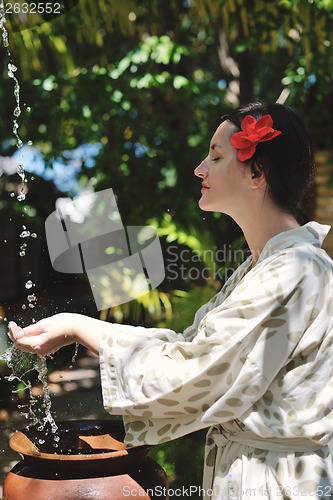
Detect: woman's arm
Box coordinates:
(8, 313, 106, 356)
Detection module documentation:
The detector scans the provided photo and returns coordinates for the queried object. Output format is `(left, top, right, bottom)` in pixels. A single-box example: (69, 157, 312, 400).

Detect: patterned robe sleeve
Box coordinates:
(99, 249, 332, 446)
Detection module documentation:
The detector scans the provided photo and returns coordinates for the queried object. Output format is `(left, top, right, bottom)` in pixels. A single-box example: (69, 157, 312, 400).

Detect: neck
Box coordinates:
(236, 204, 300, 267)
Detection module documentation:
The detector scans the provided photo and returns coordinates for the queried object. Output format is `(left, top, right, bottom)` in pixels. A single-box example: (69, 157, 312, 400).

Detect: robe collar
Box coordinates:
(254, 221, 331, 267)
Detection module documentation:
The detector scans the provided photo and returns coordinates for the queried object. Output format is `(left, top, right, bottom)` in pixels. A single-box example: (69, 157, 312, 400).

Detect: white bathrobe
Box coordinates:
(100, 221, 333, 499)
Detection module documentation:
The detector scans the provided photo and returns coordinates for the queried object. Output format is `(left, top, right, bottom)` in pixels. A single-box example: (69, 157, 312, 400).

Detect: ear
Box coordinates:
(250, 163, 266, 188)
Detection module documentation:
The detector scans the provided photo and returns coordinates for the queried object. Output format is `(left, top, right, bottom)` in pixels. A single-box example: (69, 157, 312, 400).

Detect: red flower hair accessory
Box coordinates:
(230, 114, 281, 162)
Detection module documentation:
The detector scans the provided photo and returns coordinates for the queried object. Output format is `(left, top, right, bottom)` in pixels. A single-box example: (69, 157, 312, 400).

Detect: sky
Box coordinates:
(11, 142, 102, 195)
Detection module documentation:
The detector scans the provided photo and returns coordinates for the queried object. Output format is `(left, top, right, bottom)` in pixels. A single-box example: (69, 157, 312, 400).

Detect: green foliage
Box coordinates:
(102, 288, 173, 326)
(149, 429, 207, 499)
(102, 216, 244, 327)
(155, 221, 245, 332)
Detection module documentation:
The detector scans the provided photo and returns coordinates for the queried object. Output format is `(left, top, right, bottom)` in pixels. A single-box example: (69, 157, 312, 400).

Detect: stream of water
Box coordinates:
(0, 1, 75, 437)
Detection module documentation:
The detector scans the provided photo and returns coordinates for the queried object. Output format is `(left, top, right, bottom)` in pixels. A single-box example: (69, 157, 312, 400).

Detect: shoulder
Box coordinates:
(272, 243, 332, 273)
(253, 244, 333, 296)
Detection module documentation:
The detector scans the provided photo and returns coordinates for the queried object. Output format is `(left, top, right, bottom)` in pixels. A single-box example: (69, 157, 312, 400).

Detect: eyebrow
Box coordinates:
(210, 144, 223, 150)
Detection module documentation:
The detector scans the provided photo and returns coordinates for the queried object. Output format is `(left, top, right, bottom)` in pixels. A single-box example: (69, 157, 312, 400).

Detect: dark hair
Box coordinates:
(220, 102, 316, 225)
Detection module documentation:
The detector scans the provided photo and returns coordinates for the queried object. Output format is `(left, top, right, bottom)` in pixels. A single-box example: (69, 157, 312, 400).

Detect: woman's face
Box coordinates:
(194, 120, 253, 217)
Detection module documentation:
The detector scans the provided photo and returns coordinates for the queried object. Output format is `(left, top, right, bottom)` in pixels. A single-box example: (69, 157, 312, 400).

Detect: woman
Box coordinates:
(9, 103, 333, 499)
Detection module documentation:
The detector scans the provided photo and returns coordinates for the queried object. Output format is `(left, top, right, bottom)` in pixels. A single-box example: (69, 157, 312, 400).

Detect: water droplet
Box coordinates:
(8, 62, 17, 73)
(31, 233, 37, 238)
(71, 342, 79, 364)
(25, 280, 34, 289)
(26, 106, 31, 112)
(17, 193, 25, 202)
(21, 304, 26, 309)
(10, 192, 15, 197)
(38, 439, 45, 444)
(20, 230, 30, 238)
(27, 140, 33, 146)
(27, 294, 37, 302)
(19, 251, 25, 257)
(17, 164, 24, 177)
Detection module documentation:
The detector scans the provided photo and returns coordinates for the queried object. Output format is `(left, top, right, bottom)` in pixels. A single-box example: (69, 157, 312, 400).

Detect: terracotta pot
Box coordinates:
(3, 419, 168, 499)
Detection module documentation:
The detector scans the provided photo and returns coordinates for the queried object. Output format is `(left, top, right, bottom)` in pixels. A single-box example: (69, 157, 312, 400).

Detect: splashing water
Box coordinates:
(8, 62, 23, 150)
(35, 355, 58, 433)
(0, 1, 26, 199)
(0, 5, 58, 435)
(16, 164, 26, 202)
(70, 342, 80, 367)
(0, 346, 57, 433)
(19, 241, 27, 257)
(18, 226, 38, 280)
(0, 1, 9, 48)
(27, 293, 37, 309)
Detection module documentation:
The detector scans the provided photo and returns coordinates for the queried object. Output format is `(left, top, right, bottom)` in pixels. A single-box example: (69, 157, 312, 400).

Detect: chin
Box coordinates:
(198, 198, 208, 211)
(198, 199, 229, 216)
(198, 195, 216, 211)
(198, 200, 215, 212)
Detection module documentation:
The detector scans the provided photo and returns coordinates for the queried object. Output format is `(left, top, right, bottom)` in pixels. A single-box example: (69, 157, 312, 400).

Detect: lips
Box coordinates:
(201, 183, 209, 193)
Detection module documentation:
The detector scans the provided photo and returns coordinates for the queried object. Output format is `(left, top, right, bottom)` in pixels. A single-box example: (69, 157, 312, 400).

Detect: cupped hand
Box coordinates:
(8, 313, 79, 356)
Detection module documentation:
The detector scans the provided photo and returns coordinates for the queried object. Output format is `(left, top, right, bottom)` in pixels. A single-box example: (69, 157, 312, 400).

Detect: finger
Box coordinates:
(15, 332, 60, 356)
(8, 321, 25, 340)
(14, 320, 46, 339)
(13, 336, 42, 354)
(7, 324, 14, 342)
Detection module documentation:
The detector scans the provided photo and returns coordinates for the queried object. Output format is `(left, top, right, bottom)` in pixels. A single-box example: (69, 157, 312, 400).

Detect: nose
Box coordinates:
(194, 157, 208, 178)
